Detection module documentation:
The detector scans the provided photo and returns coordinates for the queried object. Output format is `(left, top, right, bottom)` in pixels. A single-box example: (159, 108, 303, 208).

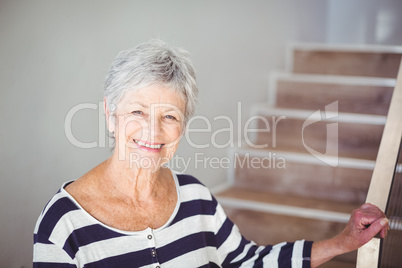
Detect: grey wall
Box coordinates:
(327, 0, 402, 45)
(0, 0, 400, 267)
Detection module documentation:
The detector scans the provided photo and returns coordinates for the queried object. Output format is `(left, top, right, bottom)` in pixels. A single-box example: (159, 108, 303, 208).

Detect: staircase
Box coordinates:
(215, 43, 402, 267)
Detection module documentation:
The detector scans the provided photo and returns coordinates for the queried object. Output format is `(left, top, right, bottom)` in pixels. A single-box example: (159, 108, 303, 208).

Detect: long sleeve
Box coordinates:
(33, 190, 78, 268)
(212, 197, 313, 267)
(33, 234, 76, 267)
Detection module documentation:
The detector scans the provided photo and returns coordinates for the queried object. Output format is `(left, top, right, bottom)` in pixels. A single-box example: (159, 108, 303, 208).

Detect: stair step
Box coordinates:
(217, 187, 356, 216)
(248, 105, 385, 160)
(269, 72, 395, 115)
(216, 187, 357, 264)
(288, 43, 402, 78)
(228, 147, 374, 204)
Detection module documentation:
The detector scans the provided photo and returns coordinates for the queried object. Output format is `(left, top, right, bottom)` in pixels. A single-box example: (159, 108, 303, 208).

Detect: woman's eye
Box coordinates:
(165, 115, 177, 120)
(132, 110, 143, 115)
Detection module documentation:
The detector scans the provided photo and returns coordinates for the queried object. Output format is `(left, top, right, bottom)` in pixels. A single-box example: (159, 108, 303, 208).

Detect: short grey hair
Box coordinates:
(104, 39, 198, 126)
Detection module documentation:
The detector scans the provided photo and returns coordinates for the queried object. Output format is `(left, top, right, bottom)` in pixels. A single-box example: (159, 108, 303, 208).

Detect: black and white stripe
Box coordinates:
(33, 173, 312, 267)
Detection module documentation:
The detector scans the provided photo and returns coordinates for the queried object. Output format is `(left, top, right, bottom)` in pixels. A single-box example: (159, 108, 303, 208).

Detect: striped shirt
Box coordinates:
(33, 173, 312, 267)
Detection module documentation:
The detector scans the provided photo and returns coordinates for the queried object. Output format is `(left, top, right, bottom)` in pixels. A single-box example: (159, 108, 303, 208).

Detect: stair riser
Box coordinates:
(292, 50, 401, 78)
(251, 116, 383, 160)
(233, 154, 372, 203)
(275, 80, 393, 115)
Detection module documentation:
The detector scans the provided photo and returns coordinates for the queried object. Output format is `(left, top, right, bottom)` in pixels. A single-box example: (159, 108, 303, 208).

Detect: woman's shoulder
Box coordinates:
(175, 172, 206, 187)
(174, 172, 216, 201)
(34, 163, 106, 241)
(39, 181, 79, 217)
(34, 182, 80, 240)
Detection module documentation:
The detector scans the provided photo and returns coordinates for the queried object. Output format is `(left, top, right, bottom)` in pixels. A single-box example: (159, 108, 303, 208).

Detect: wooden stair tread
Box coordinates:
(242, 142, 377, 162)
(270, 72, 395, 116)
(252, 104, 387, 123)
(229, 146, 373, 204)
(236, 144, 376, 168)
(247, 106, 385, 161)
(275, 80, 393, 116)
(217, 187, 358, 214)
(290, 44, 402, 78)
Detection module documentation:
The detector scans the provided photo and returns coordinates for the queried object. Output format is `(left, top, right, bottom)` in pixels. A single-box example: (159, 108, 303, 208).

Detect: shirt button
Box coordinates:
(151, 249, 156, 257)
(147, 235, 152, 240)
(156, 266, 160, 268)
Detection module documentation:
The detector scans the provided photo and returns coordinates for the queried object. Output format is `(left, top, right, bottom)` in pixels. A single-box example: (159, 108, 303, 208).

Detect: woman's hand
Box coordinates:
(338, 203, 388, 252)
(311, 203, 389, 267)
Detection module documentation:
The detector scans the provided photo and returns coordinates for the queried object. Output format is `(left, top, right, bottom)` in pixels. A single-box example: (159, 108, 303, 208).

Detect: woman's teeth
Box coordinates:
(134, 140, 163, 149)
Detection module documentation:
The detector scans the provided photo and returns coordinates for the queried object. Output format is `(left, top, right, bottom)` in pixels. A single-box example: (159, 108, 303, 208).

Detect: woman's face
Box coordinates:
(111, 85, 186, 171)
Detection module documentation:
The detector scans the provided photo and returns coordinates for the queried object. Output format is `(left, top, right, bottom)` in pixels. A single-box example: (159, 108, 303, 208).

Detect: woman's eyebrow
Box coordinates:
(163, 107, 180, 112)
(127, 101, 148, 107)
(126, 102, 181, 112)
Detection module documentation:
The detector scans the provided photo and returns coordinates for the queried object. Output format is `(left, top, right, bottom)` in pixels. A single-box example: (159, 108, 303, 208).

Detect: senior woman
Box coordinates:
(34, 40, 388, 268)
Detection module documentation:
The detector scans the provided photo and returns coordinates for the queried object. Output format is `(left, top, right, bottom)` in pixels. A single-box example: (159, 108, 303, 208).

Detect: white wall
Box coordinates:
(327, 0, 402, 45)
(1, 0, 399, 267)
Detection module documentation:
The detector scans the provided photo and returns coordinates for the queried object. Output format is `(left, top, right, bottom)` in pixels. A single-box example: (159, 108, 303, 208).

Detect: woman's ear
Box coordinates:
(104, 97, 115, 133)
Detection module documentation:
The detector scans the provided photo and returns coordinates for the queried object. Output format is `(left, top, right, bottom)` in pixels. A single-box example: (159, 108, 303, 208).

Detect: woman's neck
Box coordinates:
(101, 154, 169, 204)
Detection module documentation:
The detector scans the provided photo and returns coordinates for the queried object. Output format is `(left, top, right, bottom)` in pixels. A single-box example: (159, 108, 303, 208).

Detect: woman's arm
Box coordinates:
(311, 203, 389, 267)
(213, 198, 312, 267)
(33, 239, 77, 267)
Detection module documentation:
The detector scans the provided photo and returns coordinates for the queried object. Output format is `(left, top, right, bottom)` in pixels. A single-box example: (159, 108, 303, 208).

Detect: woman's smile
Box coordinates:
(133, 139, 165, 152)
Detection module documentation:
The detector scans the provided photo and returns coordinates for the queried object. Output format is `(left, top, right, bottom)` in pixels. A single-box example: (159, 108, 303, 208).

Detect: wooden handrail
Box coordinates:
(356, 60, 402, 267)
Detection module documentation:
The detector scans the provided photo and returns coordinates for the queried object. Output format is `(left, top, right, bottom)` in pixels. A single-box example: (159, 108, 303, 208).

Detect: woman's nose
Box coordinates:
(147, 115, 163, 140)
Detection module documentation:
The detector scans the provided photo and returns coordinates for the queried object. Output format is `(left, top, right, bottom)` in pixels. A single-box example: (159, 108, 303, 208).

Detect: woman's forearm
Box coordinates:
(310, 236, 346, 268)
(309, 203, 388, 267)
